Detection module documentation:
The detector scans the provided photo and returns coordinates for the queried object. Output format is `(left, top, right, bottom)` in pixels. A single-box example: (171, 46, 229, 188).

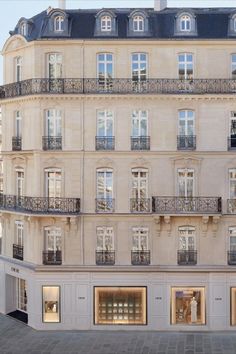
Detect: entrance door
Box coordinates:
(17, 278, 27, 312)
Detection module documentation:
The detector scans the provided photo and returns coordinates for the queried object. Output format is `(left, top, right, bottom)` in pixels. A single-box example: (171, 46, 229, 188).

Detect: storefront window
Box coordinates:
(94, 287, 147, 325)
(231, 288, 236, 325)
(42, 286, 60, 323)
(171, 287, 205, 325)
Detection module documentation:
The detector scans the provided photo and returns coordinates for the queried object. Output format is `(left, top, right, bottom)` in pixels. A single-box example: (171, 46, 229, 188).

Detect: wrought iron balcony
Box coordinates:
(177, 250, 197, 265)
(130, 198, 150, 212)
(152, 196, 222, 214)
(13, 244, 23, 261)
(2, 78, 236, 99)
(228, 137, 236, 150)
(131, 136, 150, 150)
(42, 136, 62, 150)
(0, 194, 80, 214)
(43, 250, 62, 265)
(95, 198, 114, 213)
(177, 135, 196, 150)
(96, 250, 115, 265)
(228, 251, 236, 265)
(227, 199, 236, 213)
(131, 250, 150, 265)
(95, 136, 115, 150)
(12, 136, 22, 151)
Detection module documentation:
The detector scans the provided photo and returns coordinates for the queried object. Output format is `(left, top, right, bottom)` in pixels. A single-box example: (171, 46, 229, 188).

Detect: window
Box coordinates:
(48, 53, 62, 79)
(45, 169, 62, 199)
(15, 111, 22, 138)
(0, 223, 2, 254)
(94, 287, 147, 325)
(54, 16, 64, 32)
(97, 53, 113, 89)
(15, 221, 24, 247)
(17, 279, 27, 312)
(178, 169, 194, 197)
(232, 54, 236, 79)
(96, 169, 113, 212)
(20, 22, 27, 36)
(132, 53, 147, 81)
(179, 226, 195, 251)
(101, 16, 112, 31)
(15, 57, 22, 82)
(229, 112, 236, 149)
(96, 227, 114, 251)
(131, 169, 149, 212)
(132, 227, 148, 251)
(16, 169, 24, 197)
(229, 170, 236, 199)
(42, 286, 60, 323)
(178, 53, 193, 80)
(45, 227, 62, 252)
(97, 110, 113, 137)
(46, 110, 62, 137)
(180, 15, 191, 31)
(132, 111, 148, 137)
(133, 16, 144, 32)
(178, 110, 194, 136)
(231, 288, 236, 325)
(171, 287, 205, 325)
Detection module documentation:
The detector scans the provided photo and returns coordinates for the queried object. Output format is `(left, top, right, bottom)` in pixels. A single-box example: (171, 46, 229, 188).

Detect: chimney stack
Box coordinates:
(154, 0, 167, 11)
(58, 0, 66, 9)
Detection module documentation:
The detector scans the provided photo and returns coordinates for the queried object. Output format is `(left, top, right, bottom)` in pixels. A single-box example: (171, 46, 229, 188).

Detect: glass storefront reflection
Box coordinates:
(42, 286, 60, 323)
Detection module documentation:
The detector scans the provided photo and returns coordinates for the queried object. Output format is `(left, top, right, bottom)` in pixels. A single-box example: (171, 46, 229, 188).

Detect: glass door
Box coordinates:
(132, 227, 148, 251)
(46, 110, 62, 137)
(96, 169, 113, 211)
(45, 227, 62, 252)
(97, 53, 113, 90)
(45, 169, 62, 209)
(131, 169, 148, 211)
(17, 278, 27, 312)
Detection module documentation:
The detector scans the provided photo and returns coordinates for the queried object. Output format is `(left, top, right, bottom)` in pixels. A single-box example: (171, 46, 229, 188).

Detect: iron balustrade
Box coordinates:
(42, 136, 62, 150)
(152, 196, 222, 214)
(177, 250, 197, 265)
(131, 136, 150, 150)
(228, 251, 236, 265)
(130, 198, 150, 212)
(0, 194, 80, 214)
(131, 250, 150, 265)
(95, 198, 115, 213)
(96, 250, 115, 265)
(43, 250, 62, 265)
(177, 135, 196, 150)
(2, 78, 236, 99)
(228, 137, 236, 150)
(12, 136, 22, 151)
(13, 244, 23, 261)
(227, 199, 236, 214)
(95, 136, 115, 150)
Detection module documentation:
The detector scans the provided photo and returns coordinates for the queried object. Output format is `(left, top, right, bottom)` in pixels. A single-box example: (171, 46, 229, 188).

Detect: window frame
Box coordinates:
(132, 110, 148, 137)
(178, 110, 195, 136)
(15, 56, 22, 82)
(180, 15, 191, 32)
(44, 168, 62, 198)
(96, 226, 114, 251)
(54, 15, 64, 32)
(178, 53, 194, 80)
(97, 110, 114, 137)
(177, 168, 195, 197)
(131, 53, 148, 81)
(96, 168, 113, 199)
(15, 220, 24, 246)
(101, 15, 112, 31)
(132, 227, 149, 251)
(133, 15, 144, 32)
(229, 169, 236, 199)
(47, 53, 63, 79)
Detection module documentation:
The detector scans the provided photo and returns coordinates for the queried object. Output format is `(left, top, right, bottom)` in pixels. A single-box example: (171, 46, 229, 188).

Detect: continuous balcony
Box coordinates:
(95, 198, 115, 213)
(96, 250, 115, 265)
(130, 198, 150, 213)
(131, 250, 150, 265)
(152, 196, 222, 214)
(131, 136, 150, 150)
(42, 136, 62, 150)
(13, 244, 23, 261)
(0, 195, 80, 214)
(12, 136, 22, 151)
(177, 135, 196, 150)
(228, 137, 236, 150)
(2, 78, 236, 99)
(177, 250, 197, 265)
(43, 250, 62, 265)
(95, 136, 115, 150)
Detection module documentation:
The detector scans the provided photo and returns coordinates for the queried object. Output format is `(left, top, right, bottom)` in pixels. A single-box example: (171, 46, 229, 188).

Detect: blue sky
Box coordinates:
(0, 0, 236, 84)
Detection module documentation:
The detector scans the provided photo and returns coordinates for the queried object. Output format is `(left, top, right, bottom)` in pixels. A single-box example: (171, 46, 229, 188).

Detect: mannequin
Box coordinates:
(190, 297, 197, 323)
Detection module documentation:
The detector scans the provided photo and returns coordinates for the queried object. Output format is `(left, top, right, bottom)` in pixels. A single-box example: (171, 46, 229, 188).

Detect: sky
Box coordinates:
(0, 0, 236, 84)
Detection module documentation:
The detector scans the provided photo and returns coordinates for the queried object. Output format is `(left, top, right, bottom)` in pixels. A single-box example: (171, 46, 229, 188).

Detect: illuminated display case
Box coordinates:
(42, 286, 60, 323)
(94, 287, 147, 325)
(231, 288, 236, 325)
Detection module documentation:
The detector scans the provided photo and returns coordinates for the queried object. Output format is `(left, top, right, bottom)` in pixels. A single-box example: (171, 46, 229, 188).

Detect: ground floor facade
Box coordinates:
(0, 258, 236, 331)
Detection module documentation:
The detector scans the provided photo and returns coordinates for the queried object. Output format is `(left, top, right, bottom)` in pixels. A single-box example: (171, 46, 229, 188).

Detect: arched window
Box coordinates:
(54, 16, 64, 32)
(20, 22, 27, 36)
(133, 15, 144, 32)
(180, 15, 191, 31)
(101, 16, 112, 31)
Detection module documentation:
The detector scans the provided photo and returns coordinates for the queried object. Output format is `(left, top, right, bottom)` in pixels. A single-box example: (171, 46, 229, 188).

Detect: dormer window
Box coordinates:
(180, 15, 191, 32)
(175, 11, 197, 36)
(133, 16, 144, 32)
(234, 18, 236, 31)
(20, 22, 27, 36)
(101, 16, 112, 31)
(54, 16, 64, 32)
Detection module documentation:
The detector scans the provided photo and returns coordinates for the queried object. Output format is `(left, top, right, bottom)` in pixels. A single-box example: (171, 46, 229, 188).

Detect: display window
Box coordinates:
(94, 287, 147, 325)
(171, 287, 205, 325)
(231, 288, 236, 325)
(42, 286, 60, 323)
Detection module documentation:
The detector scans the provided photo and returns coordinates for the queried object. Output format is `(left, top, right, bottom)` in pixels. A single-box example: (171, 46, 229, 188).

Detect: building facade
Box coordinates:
(0, 0, 236, 330)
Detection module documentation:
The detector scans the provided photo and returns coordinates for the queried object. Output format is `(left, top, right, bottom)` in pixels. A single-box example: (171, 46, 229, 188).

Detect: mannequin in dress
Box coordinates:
(190, 297, 197, 323)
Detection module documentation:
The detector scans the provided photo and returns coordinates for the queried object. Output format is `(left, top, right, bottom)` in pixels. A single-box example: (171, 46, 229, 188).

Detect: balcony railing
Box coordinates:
(228, 251, 236, 265)
(131, 136, 150, 150)
(227, 199, 236, 213)
(43, 250, 62, 265)
(2, 78, 236, 99)
(95, 136, 115, 150)
(177, 250, 197, 265)
(131, 250, 150, 265)
(13, 244, 23, 261)
(96, 250, 115, 265)
(0, 194, 80, 214)
(177, 135, 196, 150)
(42, 136, 62, 150)
(152, 196, 222, 214)
(228, 137, 236, 150)
(130, 198, 150, 212)
(12, 136, 22, 151)
(95, 198, 114, 213)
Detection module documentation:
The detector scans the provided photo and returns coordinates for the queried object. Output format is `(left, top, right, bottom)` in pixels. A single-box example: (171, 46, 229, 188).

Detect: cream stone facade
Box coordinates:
(0, 2, 236, 330)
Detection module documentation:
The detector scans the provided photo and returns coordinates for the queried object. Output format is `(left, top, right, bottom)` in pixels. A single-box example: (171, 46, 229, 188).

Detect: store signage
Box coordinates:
(155, 296, 162, 300)
(215, 297, 222, 301)
(78, 296, 85, 300)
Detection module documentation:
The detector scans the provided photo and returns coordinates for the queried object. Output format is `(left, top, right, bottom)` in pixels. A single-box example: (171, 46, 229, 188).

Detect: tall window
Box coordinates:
(132, 53, 147, 82)
(101, 16, 112, 31)
(97, 53, 113, 88)
(96, 169, 113, 212)
(131, 169, 148, 207)
(132, 227, 148, 251)
(229, 169, 236, 199)
(178, 53, 193, 80)
(97, 110, 113, 137)
(96, 227, 114, 250)
(178, 110, 195, 136)
(132, 110, 148, 137)
(15, 57, 22, 82)
(15, 221, 24, 247)
(20, 22, 27, 36)
(17, 279, 27, 312)
(232, 54, 236, 79)
(45, 169, 62, 198)
(180, 15, 191, 31)
(45, 227, 62, 252)
(46, 110, 62, 137)
(179, 226, 195, 251)
(178, 169, 194, 197)
(48, 53, 62, 79)
(16, 169, 24, 197)
(54, 16, 64, 31)
(230, 112, 236, 149)
(229, 227, 236, 252)
(133, 16, 144, 31)
(15, 111, 22, 138)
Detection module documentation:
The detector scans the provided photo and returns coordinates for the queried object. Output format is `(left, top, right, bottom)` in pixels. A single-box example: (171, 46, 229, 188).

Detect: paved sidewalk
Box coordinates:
(1, 315, 236, 354)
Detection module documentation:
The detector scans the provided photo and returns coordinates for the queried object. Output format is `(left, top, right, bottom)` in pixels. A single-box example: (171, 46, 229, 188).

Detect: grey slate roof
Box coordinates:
(10, 7, 236, 40)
